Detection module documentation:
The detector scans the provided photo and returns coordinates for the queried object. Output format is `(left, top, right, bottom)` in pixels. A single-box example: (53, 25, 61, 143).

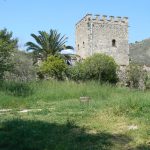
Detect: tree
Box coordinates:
(0, 28, 18, 80)
(126, 63, 148, 89)
(26, 30, 67, 62)
(4, 50, 36, 82)
(68, 53, 118, 83)
(40, 56, 67, 80)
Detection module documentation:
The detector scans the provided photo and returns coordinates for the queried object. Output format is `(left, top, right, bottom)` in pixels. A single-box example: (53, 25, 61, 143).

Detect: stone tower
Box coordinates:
(75, 14, 129, 66)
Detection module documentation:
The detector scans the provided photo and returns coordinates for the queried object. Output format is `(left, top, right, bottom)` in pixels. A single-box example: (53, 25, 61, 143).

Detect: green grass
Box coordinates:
(0, 80, 150, 150)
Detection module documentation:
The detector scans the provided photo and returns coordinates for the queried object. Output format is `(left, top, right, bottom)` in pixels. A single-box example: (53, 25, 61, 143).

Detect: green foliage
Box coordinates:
(0, 81, 33, 97)
(69, 53, 118, 83)
(67, 62, 85, 81)
(0, 119, 136, 150)
(0, 80, 150, 149)
(0, 28, 18, 80)
(63, 45, 74, 50)
(26, 29, 67, 62)
(145, 73, 150, 89)
(130, 38, 150, 66)
(4, 50, 36, 82)
(126, 63, 148, 89)
(40, 56, 67, 80)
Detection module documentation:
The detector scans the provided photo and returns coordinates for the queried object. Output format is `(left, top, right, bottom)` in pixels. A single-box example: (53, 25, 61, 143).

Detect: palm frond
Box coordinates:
(26, 29, 69, 61)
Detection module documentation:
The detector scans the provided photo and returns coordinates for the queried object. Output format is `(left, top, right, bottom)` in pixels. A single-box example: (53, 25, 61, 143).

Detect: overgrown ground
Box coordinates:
(0, 81, 150, 150)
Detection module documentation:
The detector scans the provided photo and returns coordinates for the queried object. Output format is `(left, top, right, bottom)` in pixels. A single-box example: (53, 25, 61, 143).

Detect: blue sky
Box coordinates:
(0, 0, 150, 50)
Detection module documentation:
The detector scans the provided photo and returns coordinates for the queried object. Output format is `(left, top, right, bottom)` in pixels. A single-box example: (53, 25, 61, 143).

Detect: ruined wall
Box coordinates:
(76, 14, 129, 66)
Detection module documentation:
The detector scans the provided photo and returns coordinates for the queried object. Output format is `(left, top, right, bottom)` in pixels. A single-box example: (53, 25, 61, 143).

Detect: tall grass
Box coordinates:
(0, 80, 150, 149)
(0, 80, 150, 119)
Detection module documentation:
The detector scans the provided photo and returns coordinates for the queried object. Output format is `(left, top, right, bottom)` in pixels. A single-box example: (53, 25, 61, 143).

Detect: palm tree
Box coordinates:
(26, 29, 67, 62)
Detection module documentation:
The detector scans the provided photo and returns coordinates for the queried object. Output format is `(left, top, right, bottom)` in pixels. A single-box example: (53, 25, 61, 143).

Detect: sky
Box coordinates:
(0, 0, 150, 50)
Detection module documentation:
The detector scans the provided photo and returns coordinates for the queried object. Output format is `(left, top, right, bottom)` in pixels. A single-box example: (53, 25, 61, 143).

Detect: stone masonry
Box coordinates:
(75, 14, 129, 66)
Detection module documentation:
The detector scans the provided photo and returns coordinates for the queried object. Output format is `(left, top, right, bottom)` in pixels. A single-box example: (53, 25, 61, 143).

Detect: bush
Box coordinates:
(146, 77, 150, 89)
(126, 64, 148, 89)
(40, 56, 67, 80)
(4, 50, 36, 82)
(67, 62, 85, 81)
(68, 53, 118, 83)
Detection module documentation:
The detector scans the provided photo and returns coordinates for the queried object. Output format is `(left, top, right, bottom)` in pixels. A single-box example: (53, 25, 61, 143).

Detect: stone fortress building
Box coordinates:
(75, 14, 129, 66)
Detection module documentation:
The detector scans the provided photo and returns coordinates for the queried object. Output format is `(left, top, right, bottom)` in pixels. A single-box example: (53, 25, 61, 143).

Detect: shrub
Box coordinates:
(4, 50, 36, 82)
(146, 77, 150, 89)
(126, 64, 148, 89)
(69, 53, 118, 83)
(66, 62, 85, 81)
(40, 56, 67, 80)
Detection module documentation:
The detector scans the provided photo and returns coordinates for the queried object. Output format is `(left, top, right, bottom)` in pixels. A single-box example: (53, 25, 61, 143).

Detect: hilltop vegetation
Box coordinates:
(130, 38, 150, 65)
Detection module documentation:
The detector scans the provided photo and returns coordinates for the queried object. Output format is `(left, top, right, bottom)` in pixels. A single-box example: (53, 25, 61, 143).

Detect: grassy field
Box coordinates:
(0, 80, 150, 150)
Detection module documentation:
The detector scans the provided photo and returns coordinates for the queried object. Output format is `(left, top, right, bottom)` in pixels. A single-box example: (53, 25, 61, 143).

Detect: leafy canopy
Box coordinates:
(0, 28, 18, 80)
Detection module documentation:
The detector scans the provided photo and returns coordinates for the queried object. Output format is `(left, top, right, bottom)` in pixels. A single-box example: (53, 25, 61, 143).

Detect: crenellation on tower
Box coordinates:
(95, 14, 100, 21)
(122, 17, 128, 23)
(109, 16, 115, 21)
(76, 14, 92, 26)
(76, 14, 128, 27)
(101, 15, 107, 21)
(116, 16, 122, 21)
(75, 13, 129, 66)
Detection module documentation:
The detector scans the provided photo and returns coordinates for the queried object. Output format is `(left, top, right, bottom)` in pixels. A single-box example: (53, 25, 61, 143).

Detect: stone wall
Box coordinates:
(75, 15, 90, 58)
(76, 14, 129, 66)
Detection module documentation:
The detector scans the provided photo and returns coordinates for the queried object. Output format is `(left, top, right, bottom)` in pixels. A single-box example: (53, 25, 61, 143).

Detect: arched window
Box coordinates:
(112, 39, 116, 47)
(83, 42, 85, 48)
(78, 44, 79, 50)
